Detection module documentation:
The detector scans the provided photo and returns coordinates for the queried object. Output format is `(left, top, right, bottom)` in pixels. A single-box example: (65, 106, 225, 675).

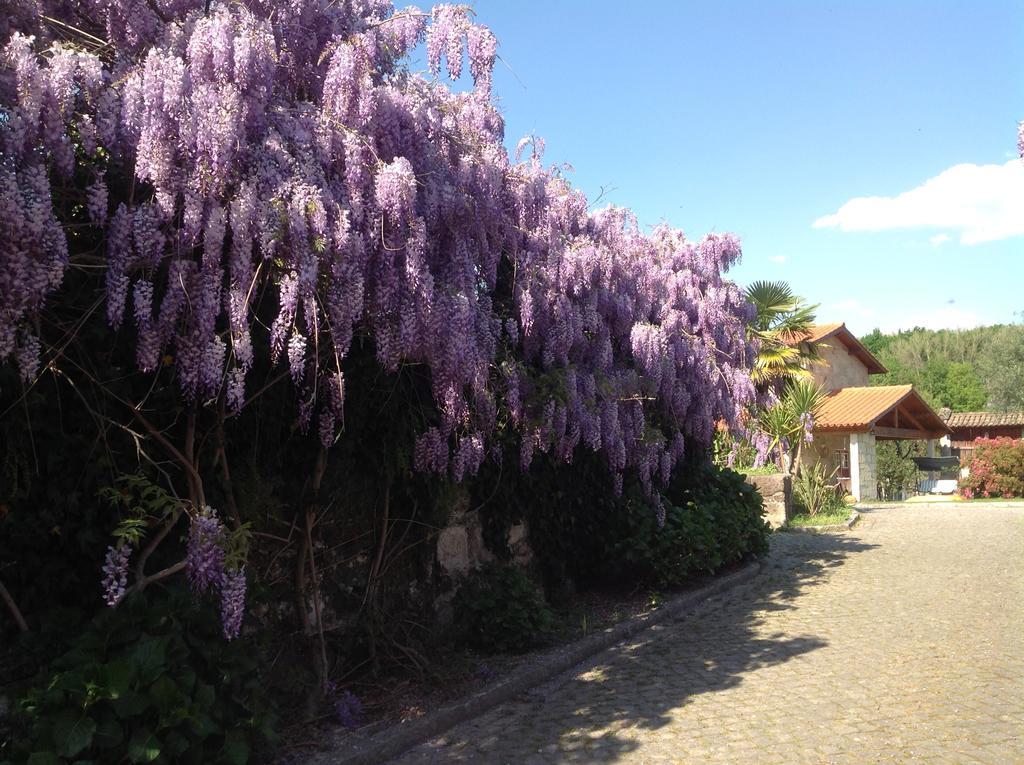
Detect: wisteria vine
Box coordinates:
(1, 0, 756, 504)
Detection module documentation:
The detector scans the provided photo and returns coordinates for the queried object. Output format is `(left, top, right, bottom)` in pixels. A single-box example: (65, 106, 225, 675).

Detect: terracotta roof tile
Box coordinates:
(814, 384, 950, 436)
(823, 385, 948, 435)
(945, 411, 1024, 429)
(815, 383, 950, 436)
(816, 385, 914, 431)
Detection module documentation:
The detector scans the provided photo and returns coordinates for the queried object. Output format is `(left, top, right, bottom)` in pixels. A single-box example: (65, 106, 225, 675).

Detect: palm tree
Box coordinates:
(744, 280, 820, 387)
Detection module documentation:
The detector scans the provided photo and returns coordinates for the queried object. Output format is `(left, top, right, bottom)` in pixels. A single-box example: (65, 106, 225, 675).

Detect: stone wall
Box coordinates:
(743, 472, 792, 528)
(433, 489, 534, 621)
(812, 342, 870, 391)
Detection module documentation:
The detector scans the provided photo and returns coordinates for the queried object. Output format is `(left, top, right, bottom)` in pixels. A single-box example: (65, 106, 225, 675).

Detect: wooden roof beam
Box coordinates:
(873, 426, 947, 440)
(897, 405, 929, 433)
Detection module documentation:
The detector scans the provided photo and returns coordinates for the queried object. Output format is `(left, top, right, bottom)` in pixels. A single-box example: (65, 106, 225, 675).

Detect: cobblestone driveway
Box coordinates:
(394, 503, 1024, 764)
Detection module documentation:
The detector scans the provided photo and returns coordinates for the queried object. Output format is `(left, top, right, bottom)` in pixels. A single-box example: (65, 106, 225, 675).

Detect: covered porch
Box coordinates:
(805, 385, 951, 501)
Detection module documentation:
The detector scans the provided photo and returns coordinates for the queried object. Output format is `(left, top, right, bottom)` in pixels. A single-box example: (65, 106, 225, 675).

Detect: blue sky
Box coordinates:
(435, 1, 1024, 335)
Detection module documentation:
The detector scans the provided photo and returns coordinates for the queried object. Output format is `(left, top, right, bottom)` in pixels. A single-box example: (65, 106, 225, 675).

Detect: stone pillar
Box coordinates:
(849, 432, 877, 501)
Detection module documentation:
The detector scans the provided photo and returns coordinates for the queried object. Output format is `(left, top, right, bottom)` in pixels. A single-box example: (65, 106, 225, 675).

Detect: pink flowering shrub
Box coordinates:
(959, 438, 1024, 499)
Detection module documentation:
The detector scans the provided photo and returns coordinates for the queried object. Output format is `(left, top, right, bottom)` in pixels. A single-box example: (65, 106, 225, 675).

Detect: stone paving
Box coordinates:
(393, 503, 1024, 764)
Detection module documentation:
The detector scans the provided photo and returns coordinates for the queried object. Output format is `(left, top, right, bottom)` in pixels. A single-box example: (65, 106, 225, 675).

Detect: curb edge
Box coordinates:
(304, 560, 763, 764)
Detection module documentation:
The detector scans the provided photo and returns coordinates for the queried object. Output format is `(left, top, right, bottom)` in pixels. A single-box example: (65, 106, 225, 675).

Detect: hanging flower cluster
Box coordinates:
(751, 430, 773, 469)
(799, 411, 815, 444)
(2, 1, 756, 498)
(186, 506, 227, 594)
(183, 506, 247, 638)
(101, 544, 133, 607)
(100, 505, 246, 637)
(219, 567, 247, 640)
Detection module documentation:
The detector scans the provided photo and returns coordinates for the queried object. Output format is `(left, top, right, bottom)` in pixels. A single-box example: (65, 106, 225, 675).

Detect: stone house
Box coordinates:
(790, 323, 950, 501)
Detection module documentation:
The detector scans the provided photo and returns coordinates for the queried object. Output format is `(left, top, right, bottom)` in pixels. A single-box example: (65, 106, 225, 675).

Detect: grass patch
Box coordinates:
(740, 466, 783, 476)
(787, 508, 852, 527)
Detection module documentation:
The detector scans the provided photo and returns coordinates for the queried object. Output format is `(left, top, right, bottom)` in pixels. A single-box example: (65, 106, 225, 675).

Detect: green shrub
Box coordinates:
(5, 591, 278, 765)
(611, 466, 769, 588)
(602, 467, 770, 589)
(792, 462, 846, 516)
(475, 452, 769, 596)
(613, 499, 719, 587)
(452, 565, 554, 653)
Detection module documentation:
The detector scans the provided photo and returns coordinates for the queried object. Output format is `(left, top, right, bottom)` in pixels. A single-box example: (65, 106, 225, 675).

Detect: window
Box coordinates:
(835, 449, 850, 479)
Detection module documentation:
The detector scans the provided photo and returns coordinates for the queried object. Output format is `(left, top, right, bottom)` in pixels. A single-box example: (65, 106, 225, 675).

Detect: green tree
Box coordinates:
(870, 325, 1001, 411)
(876, 441, 922, 501)
(859, 328, 888, 357)
(979, 324, 1024, 411)
(941, 362, 988, 411)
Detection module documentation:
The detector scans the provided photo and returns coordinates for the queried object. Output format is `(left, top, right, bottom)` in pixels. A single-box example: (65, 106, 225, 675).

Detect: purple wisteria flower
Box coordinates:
(219, 567, 247, 640)
(752, 431, 772, 468)
(799, 411, 815, 444)
(187, 506, 226, 595)
(334, 689, 363, 729)
(654, 495, 667, 529)
(476, 662, 496, 682)
(101, 544, 132, 607)
(1, 1, 761, 508)
(726, 441, 740, 468)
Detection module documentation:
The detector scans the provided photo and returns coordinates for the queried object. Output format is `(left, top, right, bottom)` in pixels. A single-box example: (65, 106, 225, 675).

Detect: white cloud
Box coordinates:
(768, 255, 786, 264)
(929, 233, 951, 246)
(813, 160, 1024, 245)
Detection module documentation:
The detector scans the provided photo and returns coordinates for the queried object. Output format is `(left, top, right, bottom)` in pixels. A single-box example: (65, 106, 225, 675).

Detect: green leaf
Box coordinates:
(126, 729, 161, 764)
(100, 659, 134, 699)
(162, 730, 191, 757)
(193, 682, 215, 708)
(219, 731, 249, 765)
(188, 710, 217, 738)
(149, 676, 181, 714)
(52, 670, 89, 694)
(26, 753, 63, 765)
(131, 637, 168, 682)
(110, 689, 150, 718)
(93, 715, 123, 749)
(52, 712, 96, 758)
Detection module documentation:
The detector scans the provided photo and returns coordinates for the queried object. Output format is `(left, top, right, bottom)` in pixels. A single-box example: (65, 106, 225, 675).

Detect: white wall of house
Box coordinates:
(811, 342, 870, 391)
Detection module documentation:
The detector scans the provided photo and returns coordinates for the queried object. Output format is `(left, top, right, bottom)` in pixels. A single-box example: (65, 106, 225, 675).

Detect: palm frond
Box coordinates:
(783, 378, 826, 417)
(745, 280, 821, 387)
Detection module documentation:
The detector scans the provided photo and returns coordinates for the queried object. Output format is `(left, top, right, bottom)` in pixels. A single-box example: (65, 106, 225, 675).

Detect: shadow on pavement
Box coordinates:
(397, 531, 878, 763)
